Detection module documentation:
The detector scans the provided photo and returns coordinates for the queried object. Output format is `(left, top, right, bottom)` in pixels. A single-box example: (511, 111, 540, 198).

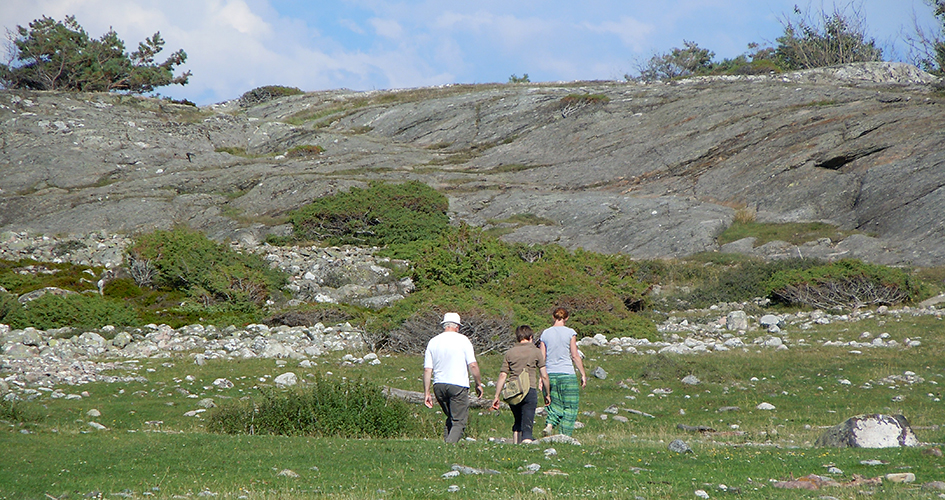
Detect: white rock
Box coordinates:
(756, 402, 776, 411)
(274, 372, 298, 387)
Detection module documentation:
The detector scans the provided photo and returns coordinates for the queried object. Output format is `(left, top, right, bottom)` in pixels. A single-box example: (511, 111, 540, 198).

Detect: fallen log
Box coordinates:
(383, 386, 499, 409)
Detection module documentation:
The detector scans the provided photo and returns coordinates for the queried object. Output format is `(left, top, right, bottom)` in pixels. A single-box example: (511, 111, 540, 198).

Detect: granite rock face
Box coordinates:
(1, 62, 943, 265)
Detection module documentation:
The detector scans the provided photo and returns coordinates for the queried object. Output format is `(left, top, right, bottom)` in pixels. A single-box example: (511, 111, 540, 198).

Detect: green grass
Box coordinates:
(2, 315, 944, 499)
(717, 220, 859, 247)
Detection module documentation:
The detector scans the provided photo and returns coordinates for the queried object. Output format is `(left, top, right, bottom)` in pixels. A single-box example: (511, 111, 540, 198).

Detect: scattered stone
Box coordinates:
(922, 481, 945, 490)
(531, 487, 547, 494)
(860, 459, 888, 465)
(591, 367, 608, 380)
(538, 435, 581, 445)
(695, 489, 709, 499)
(87, 409, 101, 417)
(885, 472, 916, 483)
(274, 372, 298, 387)
(276, 469, 299, 478)
(450, 464, 499, 475)
(212, 378, 234, 389)
(447, 485, 460, 493)
(815, 414, 918, 448)
(677, 424, 716, 433)
(726, 311, 748, 331)
(668, 439, 692, 453)
(88, 421, 107, 430)
(681, 374, 700, 385)
(756, 402, 776, 411)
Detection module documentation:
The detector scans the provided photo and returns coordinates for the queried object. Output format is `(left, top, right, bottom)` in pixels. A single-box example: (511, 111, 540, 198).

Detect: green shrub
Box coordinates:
(774, 5, 882, 70)
(238, 85, 304, 106)
(684, 257, 822, 308)
(207, 377, 413, 438)
(0, 259, 102, 295)
(4, 292, 138, 330)
(129, 226, 286, 306)
(765, 259, 921, 310)
(0, 399, 43, 424)
(412, 223, 516, 289)
(102, 278, 145, 299)
(289, 181, 449, 251)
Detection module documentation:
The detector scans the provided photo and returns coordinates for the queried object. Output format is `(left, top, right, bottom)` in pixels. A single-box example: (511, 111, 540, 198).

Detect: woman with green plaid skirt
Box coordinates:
(539, 307, 587, 436)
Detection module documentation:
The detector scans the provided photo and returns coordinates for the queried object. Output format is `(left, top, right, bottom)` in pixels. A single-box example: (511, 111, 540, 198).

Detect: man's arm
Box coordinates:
(467, 361, 483, 397)
(422, 367, 434, 408)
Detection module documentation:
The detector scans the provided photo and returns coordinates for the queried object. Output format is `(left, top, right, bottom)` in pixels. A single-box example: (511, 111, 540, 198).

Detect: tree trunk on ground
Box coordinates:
(383, 386, 499, 409)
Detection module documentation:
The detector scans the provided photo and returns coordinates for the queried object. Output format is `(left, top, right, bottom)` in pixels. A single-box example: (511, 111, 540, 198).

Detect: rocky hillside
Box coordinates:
(1, 62, 943, 266)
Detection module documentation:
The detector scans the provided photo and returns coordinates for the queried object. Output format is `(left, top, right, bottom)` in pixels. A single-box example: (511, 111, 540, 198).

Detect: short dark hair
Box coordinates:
(515, 325, 533, 342)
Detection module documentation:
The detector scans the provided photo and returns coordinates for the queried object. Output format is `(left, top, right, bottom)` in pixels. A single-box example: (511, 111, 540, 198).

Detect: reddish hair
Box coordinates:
(552, 307, 569, 321)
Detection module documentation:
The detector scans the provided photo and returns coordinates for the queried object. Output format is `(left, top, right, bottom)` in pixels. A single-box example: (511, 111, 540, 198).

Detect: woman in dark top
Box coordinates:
(491, 325, 551, 443)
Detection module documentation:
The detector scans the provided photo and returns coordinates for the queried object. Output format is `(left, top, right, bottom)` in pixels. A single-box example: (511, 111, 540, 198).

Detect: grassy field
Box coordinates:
(2, 314, 944, 499)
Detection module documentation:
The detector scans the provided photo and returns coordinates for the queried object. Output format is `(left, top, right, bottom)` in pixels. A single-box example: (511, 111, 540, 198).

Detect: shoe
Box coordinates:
(542, 424, 554, 436)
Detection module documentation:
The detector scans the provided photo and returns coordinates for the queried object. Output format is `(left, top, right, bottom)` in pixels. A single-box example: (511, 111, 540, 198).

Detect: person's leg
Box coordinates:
(545, 373, 566, 433)
(432, 383, 453, 441)
(443, 384, 470, 443)
(511, 396, 525, 443)
(558, 375, 581, 436)
(519, 388, 538, 442)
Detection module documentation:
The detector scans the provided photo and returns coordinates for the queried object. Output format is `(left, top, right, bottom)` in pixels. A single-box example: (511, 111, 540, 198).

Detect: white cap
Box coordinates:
(440, 312, 462, 326)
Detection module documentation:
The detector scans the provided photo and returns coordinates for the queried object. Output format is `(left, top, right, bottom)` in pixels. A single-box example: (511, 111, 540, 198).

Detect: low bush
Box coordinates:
(207, 377, 413, 438)
(0, 399, 42, 424)
(412, 223, 516, 289)
(285, 144, 324, 158)
(238, 85, 305, 106)
(0, 259, 102, 295)
(3, 292, 138, 330)
(683, 257, 823, 308)
(289, 181, 449, 253)
(129, 226, 286, 307)
(371, 286, 519, 354)
(765, 259, 921, 310)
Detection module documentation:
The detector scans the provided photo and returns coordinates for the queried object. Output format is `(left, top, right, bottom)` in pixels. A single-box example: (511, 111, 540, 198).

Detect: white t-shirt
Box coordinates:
(424, 330, 477, 387)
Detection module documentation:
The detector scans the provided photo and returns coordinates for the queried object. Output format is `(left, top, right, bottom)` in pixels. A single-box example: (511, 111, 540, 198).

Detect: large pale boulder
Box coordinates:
(815, 414, 918, 448)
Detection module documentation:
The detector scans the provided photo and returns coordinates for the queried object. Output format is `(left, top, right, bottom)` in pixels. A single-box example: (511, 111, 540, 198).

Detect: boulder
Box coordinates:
(726, 311, 748, 331)
(815, 414, 918, 448)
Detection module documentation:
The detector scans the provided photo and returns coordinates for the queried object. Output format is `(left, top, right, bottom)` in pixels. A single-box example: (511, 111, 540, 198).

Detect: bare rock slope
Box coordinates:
(1, 62, 943, 266)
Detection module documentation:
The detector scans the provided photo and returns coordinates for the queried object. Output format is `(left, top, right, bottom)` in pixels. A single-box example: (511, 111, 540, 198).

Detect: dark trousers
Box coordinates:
(510, 388, 538, 441)
(433, 383, 470, 443)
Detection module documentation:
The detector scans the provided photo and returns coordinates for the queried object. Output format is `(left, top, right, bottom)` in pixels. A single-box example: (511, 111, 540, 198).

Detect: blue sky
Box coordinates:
(1, 1, 939, 105)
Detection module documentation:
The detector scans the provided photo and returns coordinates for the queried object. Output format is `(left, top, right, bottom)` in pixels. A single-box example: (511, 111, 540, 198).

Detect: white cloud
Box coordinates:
(584, 16, 655, 52)
(369, 17, 404, 39)
(212, 0, 271, 37)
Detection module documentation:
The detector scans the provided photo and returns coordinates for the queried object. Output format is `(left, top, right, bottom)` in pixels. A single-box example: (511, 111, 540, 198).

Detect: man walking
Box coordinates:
(423, 312, 484, 443)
